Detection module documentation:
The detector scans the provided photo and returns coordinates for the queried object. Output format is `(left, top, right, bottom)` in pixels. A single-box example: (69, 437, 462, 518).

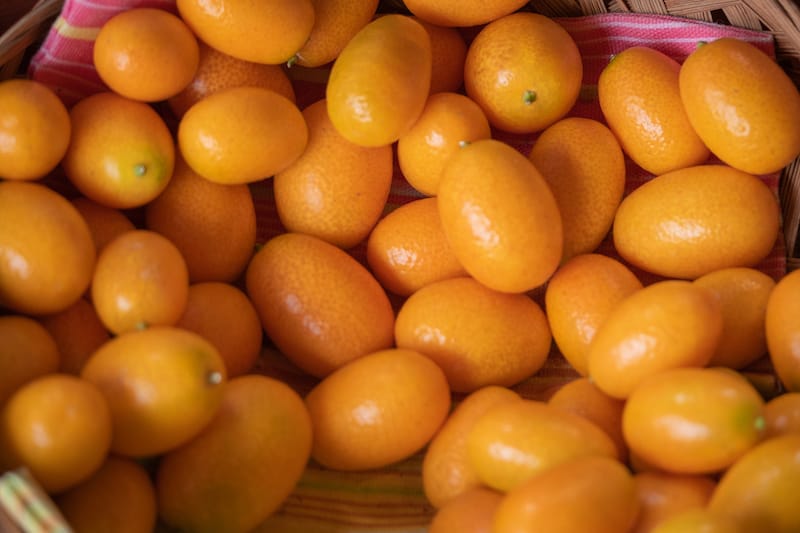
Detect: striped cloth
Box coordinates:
(26, 4, 786, 531)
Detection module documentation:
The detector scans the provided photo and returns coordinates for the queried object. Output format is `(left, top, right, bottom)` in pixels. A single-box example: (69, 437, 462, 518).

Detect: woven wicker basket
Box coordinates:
(1, 0, 800, 531)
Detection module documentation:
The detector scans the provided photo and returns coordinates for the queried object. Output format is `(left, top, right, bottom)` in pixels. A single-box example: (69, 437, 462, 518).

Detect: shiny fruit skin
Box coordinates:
(437, 139, 563, 293)
(528, 117, 626, 262)
(326, 14, 432, 147)
(0, 78, 70, 181)
(545, 253, 643, 377)
(588, 280, 723, 399)
(245, 232, 395, 378)
(765, 268, 800, 392)
(394, 276, 551, 393)
(422, 385, 521, 508)
(90, 229, 189, 335)
(613, 164, 781, 280)
(466, 398, 618, 492)
(763, 392, 800, 439)
(178, 86, 307, 185)
(62, 91, 175, 209)
(81, 326, 227, 458)
(0, 181, 96, 315)
(365, 197, 467, 297)
(402, 0, 529, 27)
(679, 37, 800, 175)
(176, 0, 315, 65)
(622, 367, 766, 475)
(693, 267, 775, 370)
(273, 98, 393, 249)
(156, 375, 312, 533)
(305, 348, 451, 471)
(708, 434, 800, 533)
(93, 8, 199, 102)
(0, 374, 112, 494)
(397, 91, 491, 196)
(492, 456, 639, 533)
(598, 46, 710, 175)
(464, 12, 583, 134)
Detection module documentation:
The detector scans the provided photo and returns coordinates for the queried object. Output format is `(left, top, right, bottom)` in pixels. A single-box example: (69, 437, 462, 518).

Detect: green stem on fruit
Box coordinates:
(523, 90, 537, 105)
(134, 163, 147, 178)
(207, 371, 224, 386)
(458, 140, 471, 149)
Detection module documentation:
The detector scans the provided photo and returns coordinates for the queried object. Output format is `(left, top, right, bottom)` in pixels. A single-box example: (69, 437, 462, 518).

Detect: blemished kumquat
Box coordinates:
(93, 8, 199, 102)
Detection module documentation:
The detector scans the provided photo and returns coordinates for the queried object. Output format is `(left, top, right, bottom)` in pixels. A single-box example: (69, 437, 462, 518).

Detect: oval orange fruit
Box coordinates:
(178, 86, 308, 185)
(326, 14, 431, 147)
(0, 78, 70, 181)
(679, 37, 800, 175)
(588, 280, 723, 399)
(613, 164, 781, 280)
(598, 46, 710, 175)
(245, 232, 395, 378)
(305, 348, 451, 471)
(0, 315, 60, 406)
(273, 98, 393, 249)
(394, 276, 551, 393)
(437, 138, 563, 293)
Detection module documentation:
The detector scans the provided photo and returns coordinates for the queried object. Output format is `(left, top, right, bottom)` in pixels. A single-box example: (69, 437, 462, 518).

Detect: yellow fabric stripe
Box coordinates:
(53, 16, 99, 41)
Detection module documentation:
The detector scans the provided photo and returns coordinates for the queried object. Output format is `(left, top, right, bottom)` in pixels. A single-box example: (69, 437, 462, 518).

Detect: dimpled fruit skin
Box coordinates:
(437, 139, 563, 293)
(679, 37, 800, 176)
(394, 276, 552, 393)
(612, 164, 781, 280)
(245, 232, 395, 378)
(326, 14, 432, 147)
(597, 46, 710, 176)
